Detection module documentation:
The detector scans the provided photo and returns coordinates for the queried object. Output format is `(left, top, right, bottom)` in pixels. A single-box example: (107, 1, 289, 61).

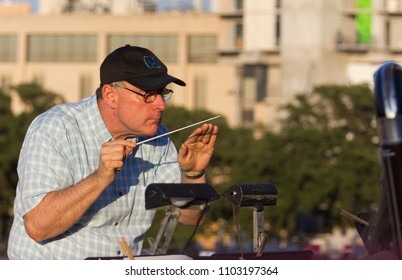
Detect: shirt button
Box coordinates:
(117, 250, 121, 255)
(114, 222, 118, 226)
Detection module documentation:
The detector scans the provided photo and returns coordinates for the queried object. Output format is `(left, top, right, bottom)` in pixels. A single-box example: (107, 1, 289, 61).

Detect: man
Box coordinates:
(7, 45, 218, 259)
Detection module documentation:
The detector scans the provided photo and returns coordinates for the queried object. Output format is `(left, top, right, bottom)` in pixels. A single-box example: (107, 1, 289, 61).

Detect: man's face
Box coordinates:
(112, 82, 167, 139)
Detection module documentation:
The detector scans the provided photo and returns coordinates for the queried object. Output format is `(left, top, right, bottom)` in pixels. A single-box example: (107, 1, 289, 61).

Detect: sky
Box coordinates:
(156, 0, 210, 11)
(0, 0, 210, 13)
(0, 0, 38, 12)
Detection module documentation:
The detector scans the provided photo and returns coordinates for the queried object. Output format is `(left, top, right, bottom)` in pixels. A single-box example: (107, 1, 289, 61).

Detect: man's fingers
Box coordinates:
(101, 139, 136, 173)
(206, 125, 218, 147)
(186, 123, 216, 144)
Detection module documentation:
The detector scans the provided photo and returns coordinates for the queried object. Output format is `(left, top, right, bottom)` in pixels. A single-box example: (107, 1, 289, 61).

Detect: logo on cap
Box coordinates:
(143, 56, 161, 69)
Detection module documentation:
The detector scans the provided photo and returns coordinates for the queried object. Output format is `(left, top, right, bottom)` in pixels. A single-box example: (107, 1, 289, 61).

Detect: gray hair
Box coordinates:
(96, 81, 123, 99)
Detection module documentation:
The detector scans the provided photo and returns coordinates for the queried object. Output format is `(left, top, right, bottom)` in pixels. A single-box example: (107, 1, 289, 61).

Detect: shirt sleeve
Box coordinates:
(16, 116, 75, 216)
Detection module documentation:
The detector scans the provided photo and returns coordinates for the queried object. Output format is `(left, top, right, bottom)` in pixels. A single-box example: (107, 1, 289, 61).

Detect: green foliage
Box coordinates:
(0, 88, 18, 247)
(257, 84, 381, 236)
(0, 82, 382, 255)
(149, 84, 382, 253)
(0, 82, 64, 252)
(12, 82, 65, 116)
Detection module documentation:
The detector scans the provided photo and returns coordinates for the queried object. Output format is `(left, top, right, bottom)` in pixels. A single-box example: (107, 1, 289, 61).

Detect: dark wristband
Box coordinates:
(180, 168, 205, 179)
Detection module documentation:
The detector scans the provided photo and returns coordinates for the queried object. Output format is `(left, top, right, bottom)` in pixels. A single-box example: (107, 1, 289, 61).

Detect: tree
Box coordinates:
(260, 84, 381, 238)
(152, 84, 383, 254)
(1, 82, 383, 256)
(144, 106, 242, 253)
(0, 88, 16, 246)
(0, 82, 64, 254)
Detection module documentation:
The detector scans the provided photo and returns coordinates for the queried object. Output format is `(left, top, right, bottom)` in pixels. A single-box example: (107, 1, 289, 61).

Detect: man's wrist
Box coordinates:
(180, 168, 206, 179)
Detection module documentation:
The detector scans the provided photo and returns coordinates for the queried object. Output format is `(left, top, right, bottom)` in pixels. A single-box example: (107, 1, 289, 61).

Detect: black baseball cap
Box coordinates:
(100, 44, 186, 90)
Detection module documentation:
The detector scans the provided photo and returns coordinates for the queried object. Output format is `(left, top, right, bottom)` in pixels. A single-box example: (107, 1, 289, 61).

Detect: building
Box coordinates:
(0, 1, 240, 125)
(0, 0, 400, 130)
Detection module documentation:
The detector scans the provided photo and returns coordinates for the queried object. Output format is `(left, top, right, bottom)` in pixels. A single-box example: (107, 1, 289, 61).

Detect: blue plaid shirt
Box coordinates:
(8, 94, 181, 259)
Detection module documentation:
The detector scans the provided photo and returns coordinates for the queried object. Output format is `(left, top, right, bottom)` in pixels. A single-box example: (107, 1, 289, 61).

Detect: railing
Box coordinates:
(335, 31, 373, 52)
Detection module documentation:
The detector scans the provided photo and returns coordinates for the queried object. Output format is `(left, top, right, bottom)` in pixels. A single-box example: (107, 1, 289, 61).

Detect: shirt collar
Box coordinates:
(86, 95, 112, 144)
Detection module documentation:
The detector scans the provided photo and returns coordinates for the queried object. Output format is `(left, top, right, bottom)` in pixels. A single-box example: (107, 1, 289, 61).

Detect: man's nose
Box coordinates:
(154, 94, 167, 110)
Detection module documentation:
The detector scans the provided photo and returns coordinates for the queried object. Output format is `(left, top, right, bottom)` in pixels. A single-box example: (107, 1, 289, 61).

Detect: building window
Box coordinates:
(275, 14, 281, 46)
(194, 76, 207, 109)
(236, 0, 243, 10)
(28, 35, 97, 61)
(242, 109, 254, 124)
(188, 35, 217, 63)
(80, 75, 93, 99)
(241, 65, 268, 124)
(388, 19, 402, 50)
(0, 35, 17, 61)
(275, 0, 281, 9)
(235, 22, 243, 48)
(108, 35, 178, 62)
(243, 64, 267, 101)
(385, 19, 391, 48)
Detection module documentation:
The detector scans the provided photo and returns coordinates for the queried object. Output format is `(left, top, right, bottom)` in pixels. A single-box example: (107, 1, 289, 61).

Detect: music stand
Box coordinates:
(222, 183, 277, 254)
(145, 183, 220, 255)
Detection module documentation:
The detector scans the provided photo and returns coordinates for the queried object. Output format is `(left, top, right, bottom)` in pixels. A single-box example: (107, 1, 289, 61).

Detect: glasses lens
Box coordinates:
(161, 88, 172, 101)
(143, 88, 172, 102)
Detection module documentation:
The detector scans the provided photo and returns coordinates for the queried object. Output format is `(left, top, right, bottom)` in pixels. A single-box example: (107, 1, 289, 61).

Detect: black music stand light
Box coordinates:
(222, 183, 277, 254)
(145, 183, 220, 255)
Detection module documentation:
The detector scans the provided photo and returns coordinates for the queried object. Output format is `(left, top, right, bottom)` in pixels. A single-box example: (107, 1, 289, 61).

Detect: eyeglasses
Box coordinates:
(114, 85, 173, 103)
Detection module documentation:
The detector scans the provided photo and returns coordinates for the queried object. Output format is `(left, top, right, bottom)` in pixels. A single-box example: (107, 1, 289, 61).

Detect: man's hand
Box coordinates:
(96, 139, 136, 184)
(178, 123, 218, 174)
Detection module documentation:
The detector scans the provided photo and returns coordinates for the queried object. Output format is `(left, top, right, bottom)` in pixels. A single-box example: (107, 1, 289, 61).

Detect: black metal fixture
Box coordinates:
(145, 183, 220, 255)
(222, 183, 277, 254)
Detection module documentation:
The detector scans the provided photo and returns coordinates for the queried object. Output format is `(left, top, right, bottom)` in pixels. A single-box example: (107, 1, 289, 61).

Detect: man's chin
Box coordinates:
(146, 125, 159, 137)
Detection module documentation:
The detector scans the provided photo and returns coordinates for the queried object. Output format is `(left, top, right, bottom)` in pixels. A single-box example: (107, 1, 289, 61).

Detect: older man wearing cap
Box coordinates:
(7, 45, 218, 260)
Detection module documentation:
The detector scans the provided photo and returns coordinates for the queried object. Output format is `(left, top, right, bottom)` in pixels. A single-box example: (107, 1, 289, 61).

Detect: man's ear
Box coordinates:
(102, 84, 118, 108)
